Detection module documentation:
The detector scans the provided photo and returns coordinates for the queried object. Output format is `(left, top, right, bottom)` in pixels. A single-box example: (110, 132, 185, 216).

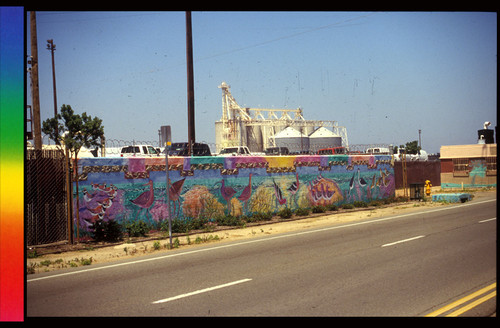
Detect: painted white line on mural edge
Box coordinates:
(27, 198, 496, 283)
(381, 235, 425, 248)
(478, 217, 496, 223)
(152, 278, 252, 304)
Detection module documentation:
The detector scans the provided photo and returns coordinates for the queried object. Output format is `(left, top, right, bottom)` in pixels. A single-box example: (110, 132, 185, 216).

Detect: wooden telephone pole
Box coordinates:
(186, 11, 195, 155)
(47, 39, 58, 136)
(29, 11, 42, 149)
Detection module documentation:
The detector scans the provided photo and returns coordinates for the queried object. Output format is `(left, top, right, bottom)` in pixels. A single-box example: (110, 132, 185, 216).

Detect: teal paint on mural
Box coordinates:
(469, 159, 486, 178)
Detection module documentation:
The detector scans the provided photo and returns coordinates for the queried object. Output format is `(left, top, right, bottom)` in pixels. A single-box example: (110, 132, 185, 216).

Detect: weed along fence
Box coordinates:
(73, 154, 395, 239)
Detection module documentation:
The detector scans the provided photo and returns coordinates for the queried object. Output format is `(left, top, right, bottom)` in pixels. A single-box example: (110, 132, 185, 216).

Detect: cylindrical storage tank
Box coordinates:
(215, 121, 224, 152)
(246, 124, 263, 152)
(477, 129, 494, 144)
(309, 127, 342, 153)
(274, 126, 309, 153)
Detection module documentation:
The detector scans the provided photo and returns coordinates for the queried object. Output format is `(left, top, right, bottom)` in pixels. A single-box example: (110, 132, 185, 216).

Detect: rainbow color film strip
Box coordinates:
(0, 6, 24, 322)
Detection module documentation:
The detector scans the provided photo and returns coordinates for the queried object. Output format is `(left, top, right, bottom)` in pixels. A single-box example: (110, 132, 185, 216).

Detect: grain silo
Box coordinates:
(273, 127, 309, 153)
(308, 127, 342, 153)
(215, 82, 348, 153)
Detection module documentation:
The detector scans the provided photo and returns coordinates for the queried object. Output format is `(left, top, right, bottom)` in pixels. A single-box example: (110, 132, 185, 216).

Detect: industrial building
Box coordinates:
(439, 122, 497, 189)
(214, 82, 348, 154)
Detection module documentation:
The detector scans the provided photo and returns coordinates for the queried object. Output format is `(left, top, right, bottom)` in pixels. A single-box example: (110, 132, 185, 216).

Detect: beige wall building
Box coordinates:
(440, 144, 496, 188)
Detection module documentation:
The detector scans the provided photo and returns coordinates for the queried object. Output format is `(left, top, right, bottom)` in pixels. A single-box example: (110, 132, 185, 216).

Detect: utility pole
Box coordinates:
(47, 39, 58, 136)
(186, 11, 195, 156)
(418, 129, 421, 149)
(30, 11, 42, 149)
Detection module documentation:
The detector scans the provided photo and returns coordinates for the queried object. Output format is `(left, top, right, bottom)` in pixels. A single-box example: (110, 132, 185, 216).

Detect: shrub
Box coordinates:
(90, 219, 123, 242)
(125, 220, 149, 238)
(341, 203, 354, 210)
(312, 205, 326, 213)
(278, 207, 293, 219)
(242, 211, 274, 223)
(295, 207, 310, 216)
(353, 201, 368, 208)
(168, 218, 188, 234)
(165, 217, 215, 233)
(216, 215, 243, 227)
(326, 204, 338, 211)
(369, 200, 382, 207)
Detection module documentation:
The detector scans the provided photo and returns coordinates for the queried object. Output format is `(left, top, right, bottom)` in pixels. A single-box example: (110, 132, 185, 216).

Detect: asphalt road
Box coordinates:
(27, 193, 496, 317)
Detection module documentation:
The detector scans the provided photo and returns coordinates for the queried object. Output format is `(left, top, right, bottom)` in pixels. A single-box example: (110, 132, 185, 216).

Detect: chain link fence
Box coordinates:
(26, 149, 71, 246)
(97, 139, 394, 157)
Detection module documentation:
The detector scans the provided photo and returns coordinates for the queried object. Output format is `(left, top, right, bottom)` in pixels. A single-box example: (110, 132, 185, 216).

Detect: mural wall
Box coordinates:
(74, 154, 395, 235)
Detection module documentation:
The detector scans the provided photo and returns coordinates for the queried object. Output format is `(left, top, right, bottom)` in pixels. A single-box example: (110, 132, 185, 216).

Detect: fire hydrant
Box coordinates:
(425, 180, 432, 196)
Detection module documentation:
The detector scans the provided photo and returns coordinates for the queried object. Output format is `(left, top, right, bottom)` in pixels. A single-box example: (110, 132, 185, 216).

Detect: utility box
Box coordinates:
(409, 183, 425, 200)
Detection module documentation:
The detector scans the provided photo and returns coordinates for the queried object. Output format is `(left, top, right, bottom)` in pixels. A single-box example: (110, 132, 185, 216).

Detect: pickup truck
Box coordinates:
(119, 145, 160, 157)
(217, 146, 251, 156)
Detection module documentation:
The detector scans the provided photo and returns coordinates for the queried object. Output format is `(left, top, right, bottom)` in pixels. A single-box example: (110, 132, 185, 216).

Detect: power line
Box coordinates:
(195, 12, 378, 62)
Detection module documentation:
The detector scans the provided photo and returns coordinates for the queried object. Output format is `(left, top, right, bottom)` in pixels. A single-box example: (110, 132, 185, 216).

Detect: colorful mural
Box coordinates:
(74, 154, 395, 235)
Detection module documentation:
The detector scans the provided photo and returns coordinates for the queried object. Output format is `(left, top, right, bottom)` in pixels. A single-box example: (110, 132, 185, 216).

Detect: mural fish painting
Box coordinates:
(307, 174, 343, 206)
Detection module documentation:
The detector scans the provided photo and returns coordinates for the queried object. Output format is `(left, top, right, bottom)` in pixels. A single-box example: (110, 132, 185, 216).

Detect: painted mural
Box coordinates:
(74, 154, 395, 236)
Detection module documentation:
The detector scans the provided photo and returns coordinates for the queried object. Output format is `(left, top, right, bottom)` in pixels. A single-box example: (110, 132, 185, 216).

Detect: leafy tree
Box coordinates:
(42, 104, 104, 242)
(396, 140, 421, 155)
(42, 104, 104, 159)
(403, 140, 421, 155)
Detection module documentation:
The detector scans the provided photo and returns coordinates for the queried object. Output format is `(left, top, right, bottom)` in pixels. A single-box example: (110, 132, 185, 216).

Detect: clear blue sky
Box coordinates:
(27, 11, 497, 154)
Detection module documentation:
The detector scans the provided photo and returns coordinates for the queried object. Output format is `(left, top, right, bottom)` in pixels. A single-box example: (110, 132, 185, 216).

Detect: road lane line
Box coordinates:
(381, 235, 425, 247)
(152, 278, 252, 304)
(446, 290, 496, 317)
(425, 282, 496, 317)
(479, 218, 496, 223)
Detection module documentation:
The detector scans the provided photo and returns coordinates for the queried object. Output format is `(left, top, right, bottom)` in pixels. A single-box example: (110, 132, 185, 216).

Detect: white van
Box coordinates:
(366, 147, 390, 155)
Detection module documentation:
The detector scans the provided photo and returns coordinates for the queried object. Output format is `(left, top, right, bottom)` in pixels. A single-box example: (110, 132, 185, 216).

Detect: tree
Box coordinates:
(402, 140, 421, 155)
(42, 104, 104, 159)
(42, 104, 104, 243)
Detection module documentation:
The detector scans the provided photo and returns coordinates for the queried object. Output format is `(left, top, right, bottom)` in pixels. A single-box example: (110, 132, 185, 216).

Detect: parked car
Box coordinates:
(120, 145, 160, 157)
(265, 147, 290, 155)
(217, 146, 251, 156)
(165, 142, 212, 156)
